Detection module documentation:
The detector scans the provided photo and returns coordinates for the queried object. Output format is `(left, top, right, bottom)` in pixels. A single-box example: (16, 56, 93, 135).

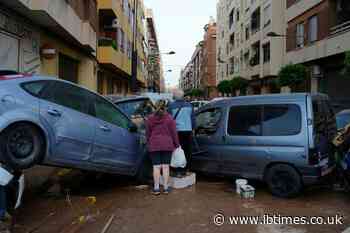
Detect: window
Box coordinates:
(250, 41, 260, 66)
(228, 106, 262, 136)
(21, 81, 49, 97)
(263, 42, 270, 63)
(229, 10, 234, 28)
(262, 105, 301, 136)
(47, 82, 91, 115)
(251, 7, 261, 33)
(230, 57, 234, 74)
(196, 108, 222, 135)
(263, 4, 271, 27)
(296, 23, 304, 48)
(228, 104, 301, 136)
(94, 96, 129, 129)
(230, 33, 235, 49)
(308, 15, 318, 43)
(245, 25, 249, 40)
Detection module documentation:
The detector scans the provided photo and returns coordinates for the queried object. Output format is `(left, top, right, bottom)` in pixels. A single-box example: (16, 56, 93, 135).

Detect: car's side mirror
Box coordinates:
(128, 122, 138, 133)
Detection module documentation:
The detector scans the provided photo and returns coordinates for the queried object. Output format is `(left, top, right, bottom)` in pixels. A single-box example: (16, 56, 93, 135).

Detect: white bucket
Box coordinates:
(235, 179, 248, 194)
(0, 167, 13, 186)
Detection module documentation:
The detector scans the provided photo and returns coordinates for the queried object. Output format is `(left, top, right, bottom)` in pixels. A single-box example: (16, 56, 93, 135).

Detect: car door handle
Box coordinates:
(47, 109, 61, 117)
(99, 125, 111, 132)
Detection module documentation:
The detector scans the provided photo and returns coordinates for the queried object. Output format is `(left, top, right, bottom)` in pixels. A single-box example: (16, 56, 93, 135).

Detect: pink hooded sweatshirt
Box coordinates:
(146, 113, 180, 152)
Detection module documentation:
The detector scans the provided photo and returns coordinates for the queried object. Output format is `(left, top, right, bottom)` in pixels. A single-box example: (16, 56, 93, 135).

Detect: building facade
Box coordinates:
(216, 0, 286, 94)
(145, 8, 163, 93)
(286, 0, 350, 109)
(1, 0, 98, 91)
(179, 41, 203, 94)
(201, 19, 218, 99)
(97, 0, 147, 96)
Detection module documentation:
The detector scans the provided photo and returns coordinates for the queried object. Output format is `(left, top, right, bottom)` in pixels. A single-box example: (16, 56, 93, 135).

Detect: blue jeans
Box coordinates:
(0, 185, 6, 220)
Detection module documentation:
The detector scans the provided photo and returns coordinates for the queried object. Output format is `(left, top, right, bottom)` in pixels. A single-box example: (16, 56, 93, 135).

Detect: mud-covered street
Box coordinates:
(12, 173, 350, 233)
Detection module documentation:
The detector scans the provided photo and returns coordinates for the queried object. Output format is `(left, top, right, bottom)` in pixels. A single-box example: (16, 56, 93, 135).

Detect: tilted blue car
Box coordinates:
(0, 72, 148, 177)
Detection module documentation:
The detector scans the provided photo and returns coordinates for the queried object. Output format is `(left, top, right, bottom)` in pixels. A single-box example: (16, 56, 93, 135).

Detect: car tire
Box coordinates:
(265, 164, 302, 198)
(0, 123, 44, 170)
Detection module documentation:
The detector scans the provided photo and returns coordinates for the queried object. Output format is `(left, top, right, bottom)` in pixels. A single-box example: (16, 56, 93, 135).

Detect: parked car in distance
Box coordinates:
(0, 72, 148, 178)
(336, 109, 350, 130)
(191, 101, 209, 112)
(192, 93, 337, 198)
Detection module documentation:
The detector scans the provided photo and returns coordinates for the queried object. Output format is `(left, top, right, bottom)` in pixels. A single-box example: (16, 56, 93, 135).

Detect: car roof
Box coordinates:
(203, 93, 328, 108)
(337, 109, 350, 116)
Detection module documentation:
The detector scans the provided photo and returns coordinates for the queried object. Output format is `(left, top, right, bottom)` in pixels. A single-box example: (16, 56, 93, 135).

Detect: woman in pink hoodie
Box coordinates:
(146, 100, 179, 195)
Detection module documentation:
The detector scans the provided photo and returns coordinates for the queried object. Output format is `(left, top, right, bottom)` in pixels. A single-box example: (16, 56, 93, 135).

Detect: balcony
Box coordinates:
(3, 0, 97, 53)
(98, 38, 131, 75)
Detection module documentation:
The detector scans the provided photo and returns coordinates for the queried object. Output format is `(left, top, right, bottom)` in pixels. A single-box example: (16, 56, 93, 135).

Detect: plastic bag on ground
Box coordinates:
(171, 147, 187, 168)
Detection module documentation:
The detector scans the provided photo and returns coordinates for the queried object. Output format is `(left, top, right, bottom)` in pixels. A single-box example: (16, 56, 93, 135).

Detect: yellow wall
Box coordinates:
(40, 33, 98, 92)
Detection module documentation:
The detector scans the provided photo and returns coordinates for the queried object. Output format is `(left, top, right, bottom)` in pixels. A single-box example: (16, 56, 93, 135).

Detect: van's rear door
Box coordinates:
(306, 94, 314, 149)
(309, 94, 336, 175)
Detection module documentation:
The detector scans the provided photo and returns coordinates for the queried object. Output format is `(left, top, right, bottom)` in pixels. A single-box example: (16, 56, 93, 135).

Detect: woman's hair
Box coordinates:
(155, 100, 167, 115)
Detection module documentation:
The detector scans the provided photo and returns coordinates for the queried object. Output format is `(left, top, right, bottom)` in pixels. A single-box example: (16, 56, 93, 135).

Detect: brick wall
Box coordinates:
(286, 0, 330, 52)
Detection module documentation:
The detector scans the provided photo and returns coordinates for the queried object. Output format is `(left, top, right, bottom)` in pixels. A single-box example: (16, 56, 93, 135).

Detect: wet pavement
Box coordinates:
(13, 174, 350, 233)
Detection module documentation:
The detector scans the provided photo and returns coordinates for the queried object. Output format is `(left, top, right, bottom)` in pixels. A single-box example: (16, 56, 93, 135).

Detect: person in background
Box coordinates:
(146, 100, 179, 195)
(168, 90, 196, 177)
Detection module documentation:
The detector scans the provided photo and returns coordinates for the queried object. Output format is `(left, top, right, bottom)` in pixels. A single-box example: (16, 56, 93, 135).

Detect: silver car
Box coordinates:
(0, 72, 147, 177)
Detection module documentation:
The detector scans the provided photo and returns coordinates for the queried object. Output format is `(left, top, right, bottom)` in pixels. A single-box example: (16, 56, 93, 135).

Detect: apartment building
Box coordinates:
(286, 0, 350, 109)
(145, 8, 163, 93)
(216, 0, 231, 84)
(97, 0, 147, 95)
(180, 41, 203, 92)
(216, 0, 286, 94)
(0, 0, 98, 91)
(180, 62, 194, 92)
(201, 19, 218, 99)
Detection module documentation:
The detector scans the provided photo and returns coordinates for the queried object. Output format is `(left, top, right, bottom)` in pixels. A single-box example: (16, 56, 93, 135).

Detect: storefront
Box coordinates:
(0, 9, 40, 74)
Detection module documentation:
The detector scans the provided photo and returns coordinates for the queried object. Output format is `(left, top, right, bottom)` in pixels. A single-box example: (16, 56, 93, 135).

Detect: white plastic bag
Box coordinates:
(171, 147, 187, 168)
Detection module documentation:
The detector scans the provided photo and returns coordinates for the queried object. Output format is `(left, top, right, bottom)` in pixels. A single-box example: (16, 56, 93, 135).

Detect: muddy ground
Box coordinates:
(12, 173, 350, 233)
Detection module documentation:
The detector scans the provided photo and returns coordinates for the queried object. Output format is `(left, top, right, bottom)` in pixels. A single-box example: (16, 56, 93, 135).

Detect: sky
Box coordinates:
(144, 0, 217, 88)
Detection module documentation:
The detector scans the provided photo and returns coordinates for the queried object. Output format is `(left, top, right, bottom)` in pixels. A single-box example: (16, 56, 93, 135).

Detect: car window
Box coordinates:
(21, 81, 49, 97)
(196, 108, 222, 135)
(94, 96, 129, 129)
(337, 114, 350, 129)
(262, 104, 301, 136)
(116, 99, 154, 118)
(46, 82, 91, 115)
(228, 106, 262, 136)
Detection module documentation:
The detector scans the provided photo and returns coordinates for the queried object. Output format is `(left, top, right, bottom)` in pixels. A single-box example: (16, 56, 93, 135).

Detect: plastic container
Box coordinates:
(235, 179, 248, 194)
(240, 184, 255, 199)
(0, 167, 13, 186)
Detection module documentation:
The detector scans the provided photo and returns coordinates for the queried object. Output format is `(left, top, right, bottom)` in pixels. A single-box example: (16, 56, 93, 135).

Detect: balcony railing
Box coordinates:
(330, 20, 350, 36)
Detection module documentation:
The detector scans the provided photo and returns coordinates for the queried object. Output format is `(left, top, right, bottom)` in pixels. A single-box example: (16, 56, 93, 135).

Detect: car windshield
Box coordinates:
(116, 99, 154, 118)
(336, 113, 350, 130)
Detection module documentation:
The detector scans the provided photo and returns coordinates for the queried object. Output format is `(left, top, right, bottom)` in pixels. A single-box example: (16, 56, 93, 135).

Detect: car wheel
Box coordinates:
(0, 123, 44, 170)
(265, 164, 302, 198)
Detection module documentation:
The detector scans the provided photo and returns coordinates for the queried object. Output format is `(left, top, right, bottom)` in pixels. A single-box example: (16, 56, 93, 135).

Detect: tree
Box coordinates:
(190, 88, 204, 97)
(229, 76, 249, 95)
(217, 80, 231, 95)
(278, 64, 308, 90)
(343, 51, 350, 75)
